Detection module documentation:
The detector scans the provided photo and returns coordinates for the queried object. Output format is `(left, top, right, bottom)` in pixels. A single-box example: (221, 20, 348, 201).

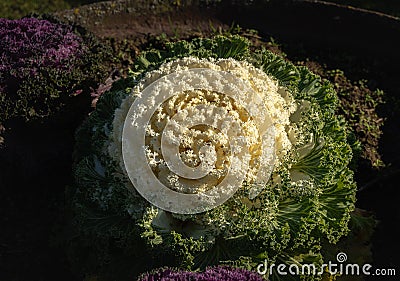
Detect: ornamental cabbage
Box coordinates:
(0, 16, 110, 123)
(69, 35, 356, 280)
(138, 266, 264, 281)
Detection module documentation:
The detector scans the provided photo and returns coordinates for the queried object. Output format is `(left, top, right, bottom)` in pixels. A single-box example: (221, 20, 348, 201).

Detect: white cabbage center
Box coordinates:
(115, 58, 295, 214)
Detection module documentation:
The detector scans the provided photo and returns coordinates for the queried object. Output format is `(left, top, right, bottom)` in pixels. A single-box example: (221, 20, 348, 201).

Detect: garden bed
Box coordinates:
(1, 1, 399, 280)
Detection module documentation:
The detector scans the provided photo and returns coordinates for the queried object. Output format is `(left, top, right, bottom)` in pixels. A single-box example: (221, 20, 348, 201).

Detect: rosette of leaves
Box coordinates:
(69, 35, 357, 280)
(0, 16, 110, 124)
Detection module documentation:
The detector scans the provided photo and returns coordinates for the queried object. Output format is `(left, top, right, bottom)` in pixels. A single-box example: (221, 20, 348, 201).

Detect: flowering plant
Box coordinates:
(138, 266, 264, 281)
(0, 16, 109, 122)
(69, 35, 357, 280)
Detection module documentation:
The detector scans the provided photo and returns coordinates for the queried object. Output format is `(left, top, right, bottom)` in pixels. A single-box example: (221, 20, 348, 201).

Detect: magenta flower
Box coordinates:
(0, 17, 84, 76)
(138, 266, 264, 281)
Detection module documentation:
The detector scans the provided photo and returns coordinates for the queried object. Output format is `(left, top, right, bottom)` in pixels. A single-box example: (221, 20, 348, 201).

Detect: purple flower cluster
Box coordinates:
(0, 17, 84, 77)
(138, 266, 264, 281)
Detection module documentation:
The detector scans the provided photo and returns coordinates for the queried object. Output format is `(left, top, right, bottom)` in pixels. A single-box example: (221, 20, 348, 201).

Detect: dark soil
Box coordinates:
(1, 1, 399, 280)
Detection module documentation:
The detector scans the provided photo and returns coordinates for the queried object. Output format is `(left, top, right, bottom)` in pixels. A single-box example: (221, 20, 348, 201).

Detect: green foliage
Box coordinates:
(69, 35, 357, 280)
(327, 69, 385, 168)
